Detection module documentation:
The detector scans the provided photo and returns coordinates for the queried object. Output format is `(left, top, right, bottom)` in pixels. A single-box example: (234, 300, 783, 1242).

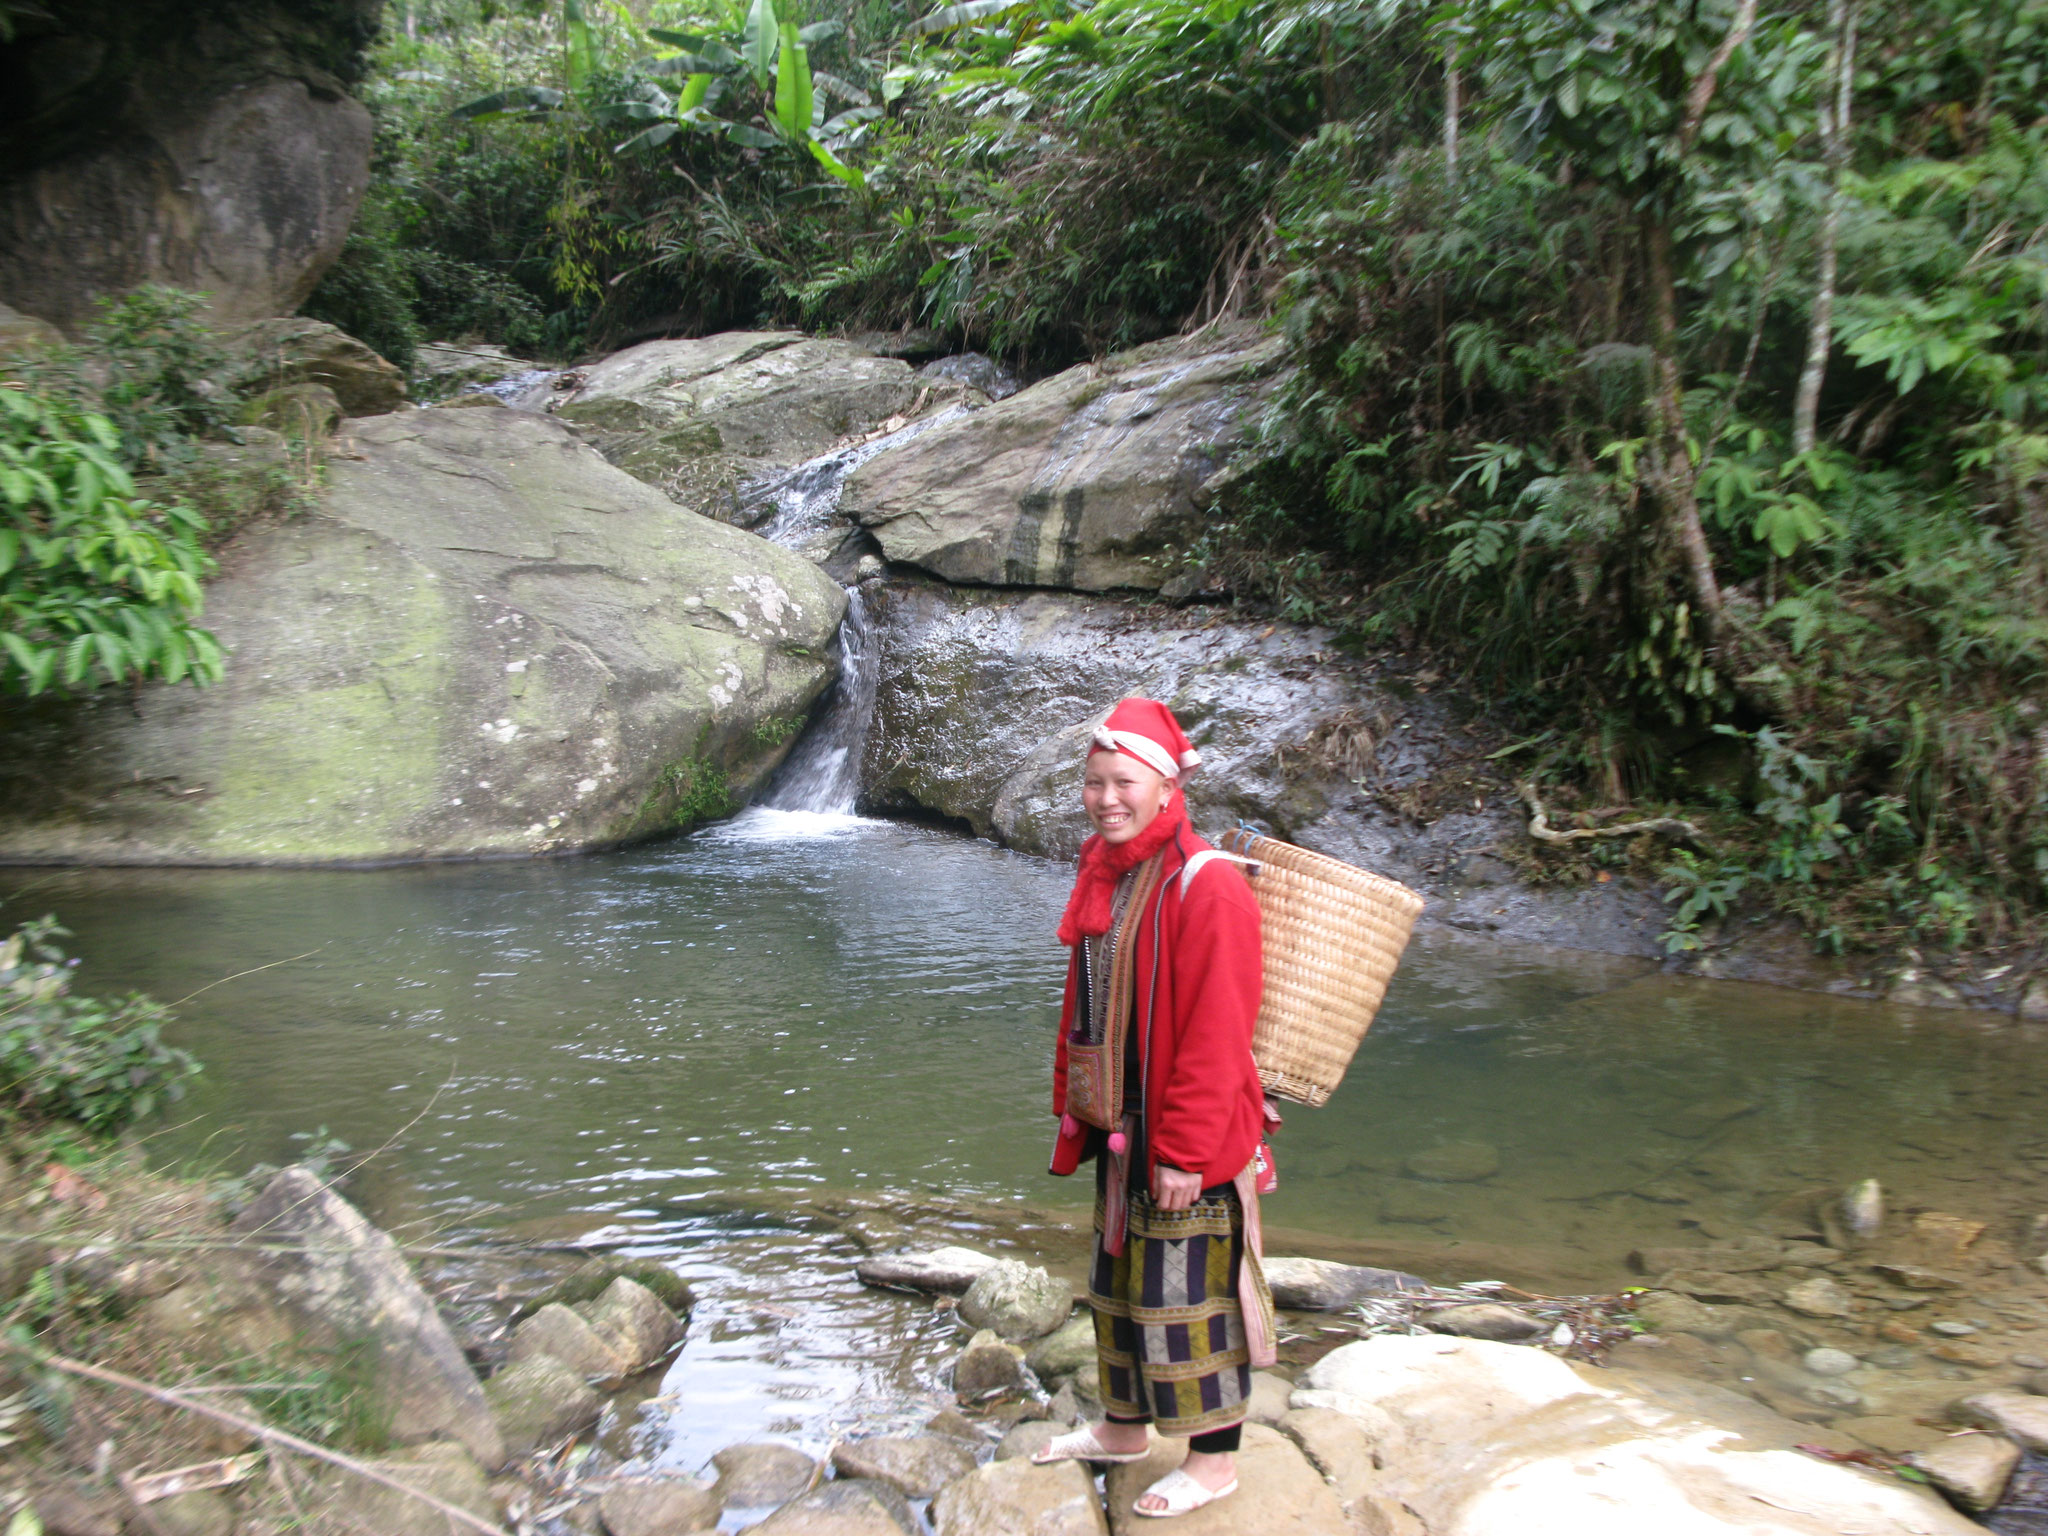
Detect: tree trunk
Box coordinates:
(1444, 47, 1461, 185)
(1642, 215, 1728, 641)
(1791, 0, 1856, 457)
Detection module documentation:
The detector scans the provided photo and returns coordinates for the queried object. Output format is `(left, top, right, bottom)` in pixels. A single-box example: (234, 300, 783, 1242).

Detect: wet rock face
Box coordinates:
(0, 1, 378, 331)
(0, 409, 845, 864)
(553, 332, 935, 515)
(844, 326, 1287, 592)
(862, 578, 1669, 957)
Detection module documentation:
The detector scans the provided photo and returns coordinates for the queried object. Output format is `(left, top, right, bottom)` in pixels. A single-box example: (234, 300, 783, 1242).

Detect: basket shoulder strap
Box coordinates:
(1179, 848, 1258, 899)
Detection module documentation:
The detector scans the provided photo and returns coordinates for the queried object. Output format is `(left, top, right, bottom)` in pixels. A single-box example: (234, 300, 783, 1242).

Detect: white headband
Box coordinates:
(1089, 725, 1200, 780)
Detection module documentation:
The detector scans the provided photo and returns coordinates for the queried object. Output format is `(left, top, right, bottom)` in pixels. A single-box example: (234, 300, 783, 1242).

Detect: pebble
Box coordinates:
(1932, 1320, 1979, 1336)
(1805, 1382, 1864, 1410)
(2011, 1353, 2048, 1370)
(1781, 1277, 1853, 1318)
(1802, 1347, 1859, 1377)
(1865, 1345, 1918, 1370)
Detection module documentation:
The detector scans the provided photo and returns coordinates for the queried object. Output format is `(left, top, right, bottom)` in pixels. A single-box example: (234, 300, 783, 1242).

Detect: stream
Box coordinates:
(6, 836, 2048, 1471)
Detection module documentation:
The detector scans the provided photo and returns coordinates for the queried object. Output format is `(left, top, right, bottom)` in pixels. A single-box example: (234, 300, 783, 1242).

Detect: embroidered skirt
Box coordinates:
(1087, 1183, 1252, 1436)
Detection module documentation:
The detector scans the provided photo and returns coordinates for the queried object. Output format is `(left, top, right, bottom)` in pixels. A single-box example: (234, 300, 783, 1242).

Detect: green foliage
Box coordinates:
(0, 382, 220, 696)
(658, 756, 734, 825)
(0, 919, 202, 1133)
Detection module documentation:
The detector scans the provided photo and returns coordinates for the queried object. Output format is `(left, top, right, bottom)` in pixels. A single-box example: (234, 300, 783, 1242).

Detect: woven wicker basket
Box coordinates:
(1218, 828, 1425, 1107)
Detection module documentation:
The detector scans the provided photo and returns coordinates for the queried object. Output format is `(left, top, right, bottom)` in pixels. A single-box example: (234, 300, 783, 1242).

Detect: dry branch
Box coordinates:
(1519, 784, 1709, 848)
(0, 1343, 511, 1536)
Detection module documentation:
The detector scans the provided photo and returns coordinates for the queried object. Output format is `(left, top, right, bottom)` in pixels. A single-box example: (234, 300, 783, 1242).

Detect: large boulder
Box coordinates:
(1102, 1422, 1345, 1535)
(0, 1, 377, 331)
(843, 326, 1286, 592)
(552, 332, 932, 514)
(1294, 1334, 1983, 1536)
(931, 1459, 1107, 1536)
(0, 408, 845, 863)
(218, 316, 406, 415)
(229, 1168, 506, 1469)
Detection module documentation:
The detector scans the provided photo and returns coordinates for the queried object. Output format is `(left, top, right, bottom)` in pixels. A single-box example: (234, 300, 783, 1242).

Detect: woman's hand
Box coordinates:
(1152, 1165, 1204, 1211)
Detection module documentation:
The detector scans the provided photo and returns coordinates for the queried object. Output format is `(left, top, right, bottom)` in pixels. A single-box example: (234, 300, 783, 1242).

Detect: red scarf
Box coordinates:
(1056, 796, 1188, 946)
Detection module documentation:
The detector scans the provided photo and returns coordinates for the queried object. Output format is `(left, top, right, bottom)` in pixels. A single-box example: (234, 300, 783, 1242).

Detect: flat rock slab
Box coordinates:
(1907, 1433, 2021, 1512)
(230, 1168, 505, 1468)
(711, 1442, 820, 1507)
(830, 1435, 979, 1499)
(1263, 1257, 1425, 1313)
(744, 1479, 915, 1536)
(1295, 1335, 1982, 1536)
(846, 325, 1287, 592)
(1962, 1393, 2048, 1452)
(855, 1247, 999, 1295)
(1103, 1423, 1345, 1535)
(596, 1476, 721, 1536)
(930, 1458, 1108, 1536)
(555, 331, 930, 512)
(0, 409, 845, 864)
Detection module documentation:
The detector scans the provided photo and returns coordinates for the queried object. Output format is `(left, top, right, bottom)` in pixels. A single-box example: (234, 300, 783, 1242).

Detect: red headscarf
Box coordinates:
(1056, 699, 1201, 946)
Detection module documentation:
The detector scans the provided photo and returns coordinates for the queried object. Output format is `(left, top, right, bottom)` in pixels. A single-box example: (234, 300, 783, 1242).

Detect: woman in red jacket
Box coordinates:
(1030, 697, 1274, 1519)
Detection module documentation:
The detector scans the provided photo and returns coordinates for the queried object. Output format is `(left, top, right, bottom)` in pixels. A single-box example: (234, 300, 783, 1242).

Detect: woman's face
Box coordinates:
(1083, 750, 1174, 845)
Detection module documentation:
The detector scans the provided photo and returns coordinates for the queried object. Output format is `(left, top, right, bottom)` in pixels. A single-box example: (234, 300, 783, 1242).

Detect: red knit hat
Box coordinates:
(1088, 697, 1201, 780)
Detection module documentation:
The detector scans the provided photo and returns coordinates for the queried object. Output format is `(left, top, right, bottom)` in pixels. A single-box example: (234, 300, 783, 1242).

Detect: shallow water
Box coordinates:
(7, 814, 2048, 1468)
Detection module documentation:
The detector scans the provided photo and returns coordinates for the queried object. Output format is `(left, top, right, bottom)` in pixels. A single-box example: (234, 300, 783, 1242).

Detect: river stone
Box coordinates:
(595, 1476, 719, 1536)
(1027, 1313, 1098, 1380)
(1404, 1142, 1501, 1183)
(578, 1277, 685, 1375)
(1103, 1422, 1344, 1534)
(830, 1435, 979, 1498)
(1247, 1370, 1297, 1425)
(1783, 1277, 1855, 1317)
(319, 1443, 497, 1536)
(845, 325, 1286, 592)
(1297, 1335, 1981, 1536)
(554, 331, 928, 513)
(520, 1256, 694, 1319)
(1655, 1268, 1774, 1306)
(1630, 1291, 1737, 1338)
(958, 1260, 1072, 1341)
(485, 1351, 602, 1460)
(2030, 1370, 2048, 1396)
(855, 1247, 1000, 1295)
(1426, 1304, 1547, 1343)
(710, 1442, 819, 1506)
(926, 1407, 988, 1442)
(0, 65, 371, 333)
(228, 1167, 506, 1468)
(1276, 1406, 1379, 1505)
(239, 381, 344, 439)
(744, 1479, 914, 1536)
(930, 1458, 1108, 1536)
(996, 1420, 1064, 1462)
(1804, 1348, 1860, 1377)
(1870, 1263, 1966, 1290)
(219, 317, 406, 416)
(956, 1330, 1028, 1398)
(918, 352, 1020, 401)
(1908, 1432, 2021, 1513)
(1960, 1392, 2048, 1452)
(1630, 1240, 1785, 1275)
(508, 1302, 628, 1383)
(1263, 1257, 1425, 1312)
(0, 408, 844, 864)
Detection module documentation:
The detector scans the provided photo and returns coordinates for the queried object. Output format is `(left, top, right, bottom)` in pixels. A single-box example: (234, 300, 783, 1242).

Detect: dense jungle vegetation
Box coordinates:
(8, 0, 2044, 965)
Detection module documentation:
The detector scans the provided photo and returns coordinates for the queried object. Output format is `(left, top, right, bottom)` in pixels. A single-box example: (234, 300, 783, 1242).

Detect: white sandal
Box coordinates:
(1132, 1466, 1238, 1518)
(1029, 1424, 1151, 1465)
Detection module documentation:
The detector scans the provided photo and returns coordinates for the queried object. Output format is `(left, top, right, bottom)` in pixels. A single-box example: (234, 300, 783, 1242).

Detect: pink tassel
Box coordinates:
(1060, 1114, 1080, 1138)
(1107, 1131, 1128, 1155)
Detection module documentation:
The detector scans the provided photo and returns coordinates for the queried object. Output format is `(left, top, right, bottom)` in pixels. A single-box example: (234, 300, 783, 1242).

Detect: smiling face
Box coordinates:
(1083, 749, 1175, 846)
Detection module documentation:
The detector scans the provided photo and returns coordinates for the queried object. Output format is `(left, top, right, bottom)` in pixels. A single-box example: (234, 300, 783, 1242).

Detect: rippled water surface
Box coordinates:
(8, 814, 2048, 1467)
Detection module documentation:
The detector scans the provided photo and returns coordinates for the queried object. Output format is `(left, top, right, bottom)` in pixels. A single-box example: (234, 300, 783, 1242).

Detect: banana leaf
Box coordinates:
(678, 73, 715, 112)
(813, 71, 872, 105)
(773, 24, 813, 141)
(617, 121, 680, 152)
(451, 86, 567, 119)
(742, 0, 779, 86)
(565, 0, 596, 89)
(796, 19, 842, 42)
(642, 51, 740, 76)
(809, 139, 866, 188)
(905, 0, 1028, 37)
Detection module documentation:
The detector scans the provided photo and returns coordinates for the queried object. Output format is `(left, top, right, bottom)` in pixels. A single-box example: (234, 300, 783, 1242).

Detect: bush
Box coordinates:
(0, 918, 202, 1134)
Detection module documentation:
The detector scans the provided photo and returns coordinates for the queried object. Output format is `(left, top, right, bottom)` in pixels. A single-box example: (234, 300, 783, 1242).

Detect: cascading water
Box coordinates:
(750, 409, 963, 815)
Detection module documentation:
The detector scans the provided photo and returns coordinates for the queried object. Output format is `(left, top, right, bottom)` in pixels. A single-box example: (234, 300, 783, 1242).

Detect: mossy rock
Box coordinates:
(518, 1256, 693, 1320)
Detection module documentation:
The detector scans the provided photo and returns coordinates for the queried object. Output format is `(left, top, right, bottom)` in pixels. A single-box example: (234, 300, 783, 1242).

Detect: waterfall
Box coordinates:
(752, 410, 961, 816)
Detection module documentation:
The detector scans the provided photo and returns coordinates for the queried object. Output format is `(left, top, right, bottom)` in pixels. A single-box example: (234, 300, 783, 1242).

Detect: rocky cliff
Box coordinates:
(0, 0, 381, 331)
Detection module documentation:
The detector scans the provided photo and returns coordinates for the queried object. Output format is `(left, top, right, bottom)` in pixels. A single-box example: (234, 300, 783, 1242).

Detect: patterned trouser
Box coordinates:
(1087, 1183, 1252, 1436)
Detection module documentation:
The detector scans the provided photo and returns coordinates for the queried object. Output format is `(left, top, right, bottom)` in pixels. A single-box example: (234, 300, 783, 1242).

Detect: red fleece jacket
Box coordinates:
(1049, 828, 1265, 1188)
